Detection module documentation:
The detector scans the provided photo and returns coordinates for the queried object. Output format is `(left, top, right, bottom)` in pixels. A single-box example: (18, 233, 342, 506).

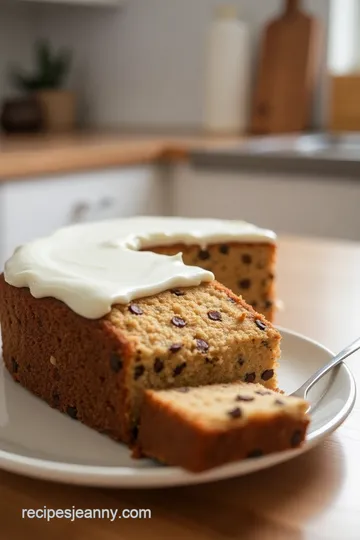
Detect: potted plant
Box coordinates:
(12, 40, 75, 133)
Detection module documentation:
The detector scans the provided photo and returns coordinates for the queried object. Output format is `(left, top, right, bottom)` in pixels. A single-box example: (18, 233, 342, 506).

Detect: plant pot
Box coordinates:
(36, 90, 76, 133)
(0, 97, 43, 134)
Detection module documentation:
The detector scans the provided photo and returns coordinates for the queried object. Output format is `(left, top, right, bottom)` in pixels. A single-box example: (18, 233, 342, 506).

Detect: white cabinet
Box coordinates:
(172, 163, 360, 241)
(3, 159, 360, 270)
(0, 165, 165, 268)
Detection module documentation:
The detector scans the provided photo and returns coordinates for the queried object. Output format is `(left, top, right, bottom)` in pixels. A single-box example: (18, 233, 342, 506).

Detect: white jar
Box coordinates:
(203, 5, 250, 134)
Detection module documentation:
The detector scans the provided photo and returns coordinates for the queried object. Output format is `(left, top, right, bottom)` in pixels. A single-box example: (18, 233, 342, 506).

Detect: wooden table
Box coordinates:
(1, 236, 360, 539)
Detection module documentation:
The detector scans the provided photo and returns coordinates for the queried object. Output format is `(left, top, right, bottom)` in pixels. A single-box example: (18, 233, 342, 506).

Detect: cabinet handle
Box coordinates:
(99, 197, 113, 209)
(69, 202, 90, 224)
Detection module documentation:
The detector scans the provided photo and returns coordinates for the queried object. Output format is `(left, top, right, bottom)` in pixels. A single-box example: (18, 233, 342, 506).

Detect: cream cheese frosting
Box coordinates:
(4, 216, 276, 319)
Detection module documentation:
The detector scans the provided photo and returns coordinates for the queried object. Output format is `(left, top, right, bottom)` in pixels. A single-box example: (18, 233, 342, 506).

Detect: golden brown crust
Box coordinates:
(138, 388, 309, 472)
(0, 275, 132, 442)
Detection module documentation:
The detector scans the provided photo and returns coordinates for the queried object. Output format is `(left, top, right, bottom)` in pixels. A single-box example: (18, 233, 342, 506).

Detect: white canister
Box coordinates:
(203, 5, 250, 134)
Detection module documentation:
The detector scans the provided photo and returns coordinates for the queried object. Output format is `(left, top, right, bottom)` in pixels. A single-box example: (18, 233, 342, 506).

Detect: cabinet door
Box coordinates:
(172, 164, 360, 241)
(1, 165, 164, 267)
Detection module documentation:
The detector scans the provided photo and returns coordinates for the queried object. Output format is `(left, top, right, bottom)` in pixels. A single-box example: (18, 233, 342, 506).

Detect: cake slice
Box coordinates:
(0, 278, 280, 444)
(138, 383, 309, 472)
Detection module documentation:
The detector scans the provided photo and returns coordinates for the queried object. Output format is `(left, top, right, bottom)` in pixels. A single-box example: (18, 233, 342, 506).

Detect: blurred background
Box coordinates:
(0, 0, 359, 268)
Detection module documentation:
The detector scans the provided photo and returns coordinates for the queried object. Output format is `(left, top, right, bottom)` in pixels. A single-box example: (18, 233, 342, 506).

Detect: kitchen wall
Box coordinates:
(0, 4, 37, 103)
(1, 0, 330, 130)
(35, 0, 330, 130)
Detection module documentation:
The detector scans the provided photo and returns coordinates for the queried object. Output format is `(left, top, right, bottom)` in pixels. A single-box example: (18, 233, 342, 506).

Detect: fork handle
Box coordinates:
(295, 336, 360, 399)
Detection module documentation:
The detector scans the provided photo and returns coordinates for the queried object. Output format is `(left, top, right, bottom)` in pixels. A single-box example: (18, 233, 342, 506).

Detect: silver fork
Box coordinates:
(291, 336, 360, 408)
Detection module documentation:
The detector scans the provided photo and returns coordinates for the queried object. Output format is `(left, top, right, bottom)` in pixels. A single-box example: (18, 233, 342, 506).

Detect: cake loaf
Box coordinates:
(0, 216, 279, 445)
(0, 278, 280, 444)
(138, 383, 309, 472)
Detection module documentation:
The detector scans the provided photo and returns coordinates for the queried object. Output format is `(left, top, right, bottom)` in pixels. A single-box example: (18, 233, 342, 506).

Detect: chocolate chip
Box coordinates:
(196, 339, 209, 353)
(176, 387, 190, 393)
(110, 353, 123, 373)
(255, 390, 272, 396)
(274, 399, 284, 406)
(261, 340, 269, 348)
(67, 406, 78, 420)
(255, 319, 266, 331)
(173, 362, 186, 376)
(219, 244, 229, 255)
(106, 401, 115, 413)
(198, 249, 210, 260)
(247, 449, 263, 458)
(103, 400, 115, 414)
(171, 288, 185, 296)
(242, 254, 252, 264)
(52, 393, 60, 407)
(205, 356, 219, 365)
(238, 357, 245, 366)
(11, 357, 18, 373)
(268, 273, 274, 280)
(134, 364, 145, 380)
(128, 304, 143, 315)
(265, 300, 273, 309)
(207, 310, 222, 321)
(171, 316, 186, 328)
(291, 430, 302, 447)
(228, 407, 242, 419)
(261, 369, 274, 381)
(131, 424, 139, 441)
(235, 395, 255, 402)
(251, 301, 257, 308)
(153, 358, 164, 373)
(245, 372, 256, 383)
(169, 343, 182, 353)
(239, 279, 251, 290)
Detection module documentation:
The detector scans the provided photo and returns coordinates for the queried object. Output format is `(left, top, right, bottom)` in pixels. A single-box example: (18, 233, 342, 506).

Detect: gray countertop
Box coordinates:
(189, 134, 360, 178)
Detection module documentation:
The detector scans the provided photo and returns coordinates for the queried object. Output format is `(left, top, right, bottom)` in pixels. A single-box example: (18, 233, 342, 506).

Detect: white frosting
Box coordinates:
(4, 216, 276, 319)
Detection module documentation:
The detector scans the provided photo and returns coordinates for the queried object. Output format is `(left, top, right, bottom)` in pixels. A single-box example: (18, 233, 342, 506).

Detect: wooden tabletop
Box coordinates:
(1, 235, 360, 539)
(0, 132, 244, 180)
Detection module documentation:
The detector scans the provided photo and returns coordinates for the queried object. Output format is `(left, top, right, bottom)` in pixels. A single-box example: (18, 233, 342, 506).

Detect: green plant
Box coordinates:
(12, 40, 72, 92)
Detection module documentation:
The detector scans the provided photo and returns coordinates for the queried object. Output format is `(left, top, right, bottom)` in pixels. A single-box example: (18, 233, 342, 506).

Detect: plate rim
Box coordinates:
(276, 326, 357, 443)
(0, 326, 356, 488)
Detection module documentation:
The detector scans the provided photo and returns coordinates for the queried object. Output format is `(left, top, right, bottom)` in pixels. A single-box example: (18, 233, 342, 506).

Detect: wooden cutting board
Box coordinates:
(251, 0, 321, 134)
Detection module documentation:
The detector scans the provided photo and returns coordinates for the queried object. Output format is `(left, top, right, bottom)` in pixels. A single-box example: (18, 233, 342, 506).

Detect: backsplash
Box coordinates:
(1, 0, 329, 130)
(0, 4, 36, 103)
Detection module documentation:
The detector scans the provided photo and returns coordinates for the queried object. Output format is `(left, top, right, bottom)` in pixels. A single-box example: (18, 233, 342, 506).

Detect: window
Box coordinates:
(328, 0, 360, 73)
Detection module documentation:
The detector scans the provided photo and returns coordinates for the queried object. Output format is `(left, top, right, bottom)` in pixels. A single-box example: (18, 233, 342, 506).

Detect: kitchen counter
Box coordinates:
(190, 133, 360, 178)
(0, 132, 360, 182)
(3, 131, 360, 181)
(0, 132, 244, 180)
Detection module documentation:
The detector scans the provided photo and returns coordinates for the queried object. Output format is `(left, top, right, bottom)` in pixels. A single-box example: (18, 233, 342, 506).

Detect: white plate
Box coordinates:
(0, 328, 356, 488)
